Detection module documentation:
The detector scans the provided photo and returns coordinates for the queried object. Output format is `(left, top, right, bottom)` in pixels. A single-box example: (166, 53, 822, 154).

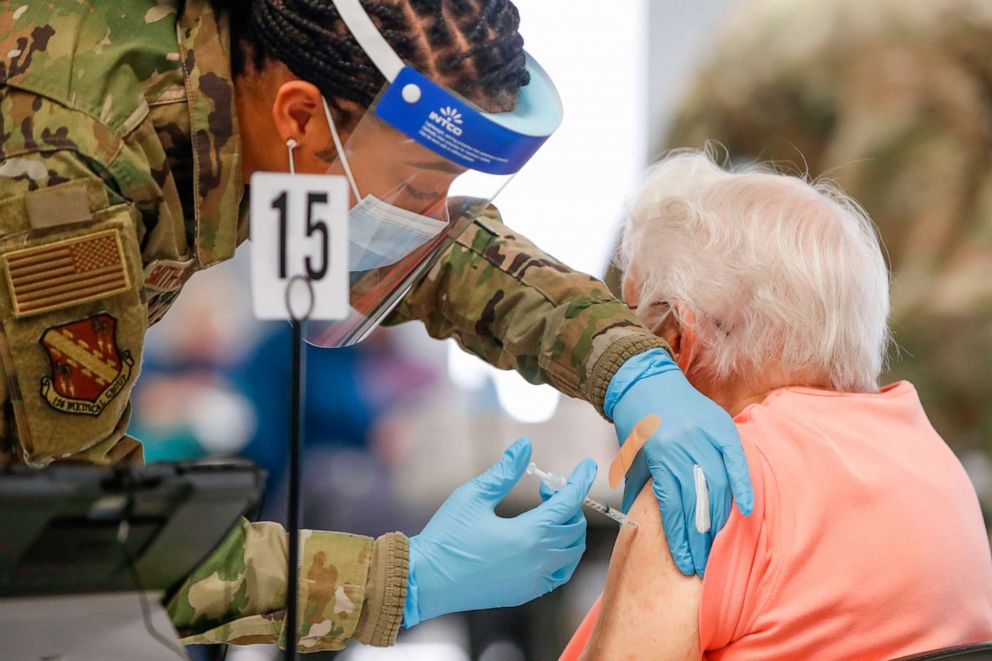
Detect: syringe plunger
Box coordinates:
(526, 462, 566, 490)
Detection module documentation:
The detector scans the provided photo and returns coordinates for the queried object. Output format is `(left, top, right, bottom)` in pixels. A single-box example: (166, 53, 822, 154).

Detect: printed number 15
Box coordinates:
(272, 191, 330, 280)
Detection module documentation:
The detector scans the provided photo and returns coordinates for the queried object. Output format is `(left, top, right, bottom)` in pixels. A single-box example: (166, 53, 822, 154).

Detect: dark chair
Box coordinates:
(893, 642, 992, 660)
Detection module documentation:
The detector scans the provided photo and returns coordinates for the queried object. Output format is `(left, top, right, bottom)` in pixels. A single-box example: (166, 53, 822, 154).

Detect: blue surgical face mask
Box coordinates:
(347, 195, 447, 272)
(322, 97, 448, 273)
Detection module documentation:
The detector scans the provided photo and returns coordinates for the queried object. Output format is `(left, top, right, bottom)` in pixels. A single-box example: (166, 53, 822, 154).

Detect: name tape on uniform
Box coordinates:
(250, 173, 350, 321)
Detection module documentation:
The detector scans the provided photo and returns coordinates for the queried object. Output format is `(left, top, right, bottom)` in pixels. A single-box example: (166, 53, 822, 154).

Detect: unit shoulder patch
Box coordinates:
(3, 230, 131, 318)
(38, 313, 134, 417)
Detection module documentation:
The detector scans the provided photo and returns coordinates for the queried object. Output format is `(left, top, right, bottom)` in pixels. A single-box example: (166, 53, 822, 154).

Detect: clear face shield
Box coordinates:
(303, 0, 563, 348)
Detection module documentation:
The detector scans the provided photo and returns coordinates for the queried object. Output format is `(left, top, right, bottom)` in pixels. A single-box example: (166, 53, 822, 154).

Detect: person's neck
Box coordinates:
(700, 371, 830, 417)
(706, 382, 775, 417)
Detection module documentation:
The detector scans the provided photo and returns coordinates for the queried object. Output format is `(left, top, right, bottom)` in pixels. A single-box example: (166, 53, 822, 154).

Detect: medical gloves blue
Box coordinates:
(403, 437, 595, 628)
(605, 348, 754, 577)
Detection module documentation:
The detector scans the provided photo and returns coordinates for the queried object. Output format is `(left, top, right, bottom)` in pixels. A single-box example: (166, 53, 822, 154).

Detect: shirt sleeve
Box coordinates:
(698, 436, 768, 653)
(0, 153, 147, 466)
(386, 208, 669, 416)
(166, 519, 410, 652)
(0, 88, 193, 467)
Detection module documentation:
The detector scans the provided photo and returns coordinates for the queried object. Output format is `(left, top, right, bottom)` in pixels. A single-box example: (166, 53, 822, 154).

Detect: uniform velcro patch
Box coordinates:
(4, 230, 131, 317)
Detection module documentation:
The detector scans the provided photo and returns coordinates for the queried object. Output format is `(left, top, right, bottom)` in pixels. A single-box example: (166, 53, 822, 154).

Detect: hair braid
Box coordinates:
(408, 0, 456, 51)
(444, 0, 529, 105)
(222, 0, 531, 116)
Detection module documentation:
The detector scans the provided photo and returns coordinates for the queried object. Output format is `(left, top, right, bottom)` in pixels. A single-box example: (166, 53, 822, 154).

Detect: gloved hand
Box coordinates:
(403, 437, 595, 628)
(605, 348, 754, 577)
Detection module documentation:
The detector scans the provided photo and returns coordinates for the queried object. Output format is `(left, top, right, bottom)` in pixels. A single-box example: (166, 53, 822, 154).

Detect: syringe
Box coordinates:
(527, 462, 637, 528)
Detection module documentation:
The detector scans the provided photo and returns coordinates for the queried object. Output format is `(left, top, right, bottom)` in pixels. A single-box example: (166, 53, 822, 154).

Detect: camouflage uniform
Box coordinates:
(0, 0, 666, 652)
(666, 0, 992, 456)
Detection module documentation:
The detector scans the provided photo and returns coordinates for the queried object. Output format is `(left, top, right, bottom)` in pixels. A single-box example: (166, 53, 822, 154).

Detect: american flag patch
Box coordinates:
(4, 230, 131, 317)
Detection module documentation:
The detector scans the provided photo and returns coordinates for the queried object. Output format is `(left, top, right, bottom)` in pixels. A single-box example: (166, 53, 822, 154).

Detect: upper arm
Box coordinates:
(0, 101, 149, 464)
(388, 207, 667, 411)
(581, 485, 703, 661)
(0, 88, 201, 465)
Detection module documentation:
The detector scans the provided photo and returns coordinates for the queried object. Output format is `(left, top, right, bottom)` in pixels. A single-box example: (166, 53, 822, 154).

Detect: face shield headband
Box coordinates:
(331, 0, 563, 175)
(302, 0, 563, 348)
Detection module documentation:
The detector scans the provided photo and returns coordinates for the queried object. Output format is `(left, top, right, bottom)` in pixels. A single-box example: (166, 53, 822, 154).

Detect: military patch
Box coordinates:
(3, 230, 131, 318)
(143, 258, 194, 293)
(25, 182, 92, 230)
(38, 313, 134, 417)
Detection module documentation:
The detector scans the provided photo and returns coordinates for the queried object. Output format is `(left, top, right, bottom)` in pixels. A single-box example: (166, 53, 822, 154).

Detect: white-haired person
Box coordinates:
(562, 150, 992, 660)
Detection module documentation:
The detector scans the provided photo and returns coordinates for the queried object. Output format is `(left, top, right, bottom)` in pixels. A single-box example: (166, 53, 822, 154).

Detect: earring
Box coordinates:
(286, 138, 298, 175)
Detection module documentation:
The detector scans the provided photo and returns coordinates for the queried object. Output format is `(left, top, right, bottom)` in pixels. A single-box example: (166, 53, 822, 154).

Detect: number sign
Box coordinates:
(250, 173, 349, 320)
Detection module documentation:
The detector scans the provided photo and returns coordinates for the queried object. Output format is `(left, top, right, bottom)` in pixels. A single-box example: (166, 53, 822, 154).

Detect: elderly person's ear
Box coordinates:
(657, 307, 697, 374)
(622, 270, 642, 309)
(639, 303, 697, 377)
(622, 270, 699, 374)
(621, 269, 697, 372)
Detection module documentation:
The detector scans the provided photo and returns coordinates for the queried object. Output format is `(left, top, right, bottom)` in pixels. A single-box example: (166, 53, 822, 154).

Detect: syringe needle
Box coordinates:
(528, 462, 637, 528)
(582, 497, 637, 528)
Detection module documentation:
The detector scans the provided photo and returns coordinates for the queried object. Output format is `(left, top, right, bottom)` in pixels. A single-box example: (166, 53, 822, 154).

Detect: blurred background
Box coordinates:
(134, 0, 992, 658)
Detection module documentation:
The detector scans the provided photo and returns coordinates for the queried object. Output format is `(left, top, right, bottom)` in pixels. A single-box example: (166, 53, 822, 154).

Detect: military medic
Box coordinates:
(665, 0, 992, 468)
(0, 0, 753, 652)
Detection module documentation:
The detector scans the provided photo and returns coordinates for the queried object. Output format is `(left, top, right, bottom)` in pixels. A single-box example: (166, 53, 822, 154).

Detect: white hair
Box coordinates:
(620, 148, 890, 393)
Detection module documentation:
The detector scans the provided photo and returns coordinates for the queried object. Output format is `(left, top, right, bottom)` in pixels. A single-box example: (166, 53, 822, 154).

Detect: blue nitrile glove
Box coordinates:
(403, 437, 595, 628)
(605, 348, 754, 577)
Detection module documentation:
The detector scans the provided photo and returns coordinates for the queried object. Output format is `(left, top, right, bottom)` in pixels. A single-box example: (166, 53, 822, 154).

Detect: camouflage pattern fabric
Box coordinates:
(0, 3, 395, 649)
(0, 0, 668, 652)
(167, 522, 409, 652)
(0, 0, 242, 466)
(666, 0, 992, 457)
(387, 207, 669, 413)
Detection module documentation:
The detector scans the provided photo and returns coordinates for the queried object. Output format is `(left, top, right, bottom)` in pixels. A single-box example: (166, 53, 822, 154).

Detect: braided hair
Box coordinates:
(216, 0, 530, 121)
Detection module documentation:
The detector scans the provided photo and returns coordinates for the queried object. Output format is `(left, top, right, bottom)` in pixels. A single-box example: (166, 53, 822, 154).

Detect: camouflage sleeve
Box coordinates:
(386, 208, 669, 416)
(166, 520, 410, 653)
(0, 90, 150, 466)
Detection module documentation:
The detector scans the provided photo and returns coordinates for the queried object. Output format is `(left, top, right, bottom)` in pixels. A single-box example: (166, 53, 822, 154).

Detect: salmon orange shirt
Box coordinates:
(563, 382, 992, 660)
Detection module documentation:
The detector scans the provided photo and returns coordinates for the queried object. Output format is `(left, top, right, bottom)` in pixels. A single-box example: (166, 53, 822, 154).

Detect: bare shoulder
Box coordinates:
(581, 485, 703, 661)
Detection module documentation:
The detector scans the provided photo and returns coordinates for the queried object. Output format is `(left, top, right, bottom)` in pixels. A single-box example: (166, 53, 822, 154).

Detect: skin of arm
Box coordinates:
(581, 484, 703, 661)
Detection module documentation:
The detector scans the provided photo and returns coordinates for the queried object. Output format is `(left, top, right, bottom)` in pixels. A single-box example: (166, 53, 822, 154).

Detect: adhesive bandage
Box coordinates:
(608, 414, 661, 489)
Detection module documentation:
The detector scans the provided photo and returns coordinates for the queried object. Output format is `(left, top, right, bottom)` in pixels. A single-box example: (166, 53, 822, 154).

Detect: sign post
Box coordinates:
(250, 172, 350, 658)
